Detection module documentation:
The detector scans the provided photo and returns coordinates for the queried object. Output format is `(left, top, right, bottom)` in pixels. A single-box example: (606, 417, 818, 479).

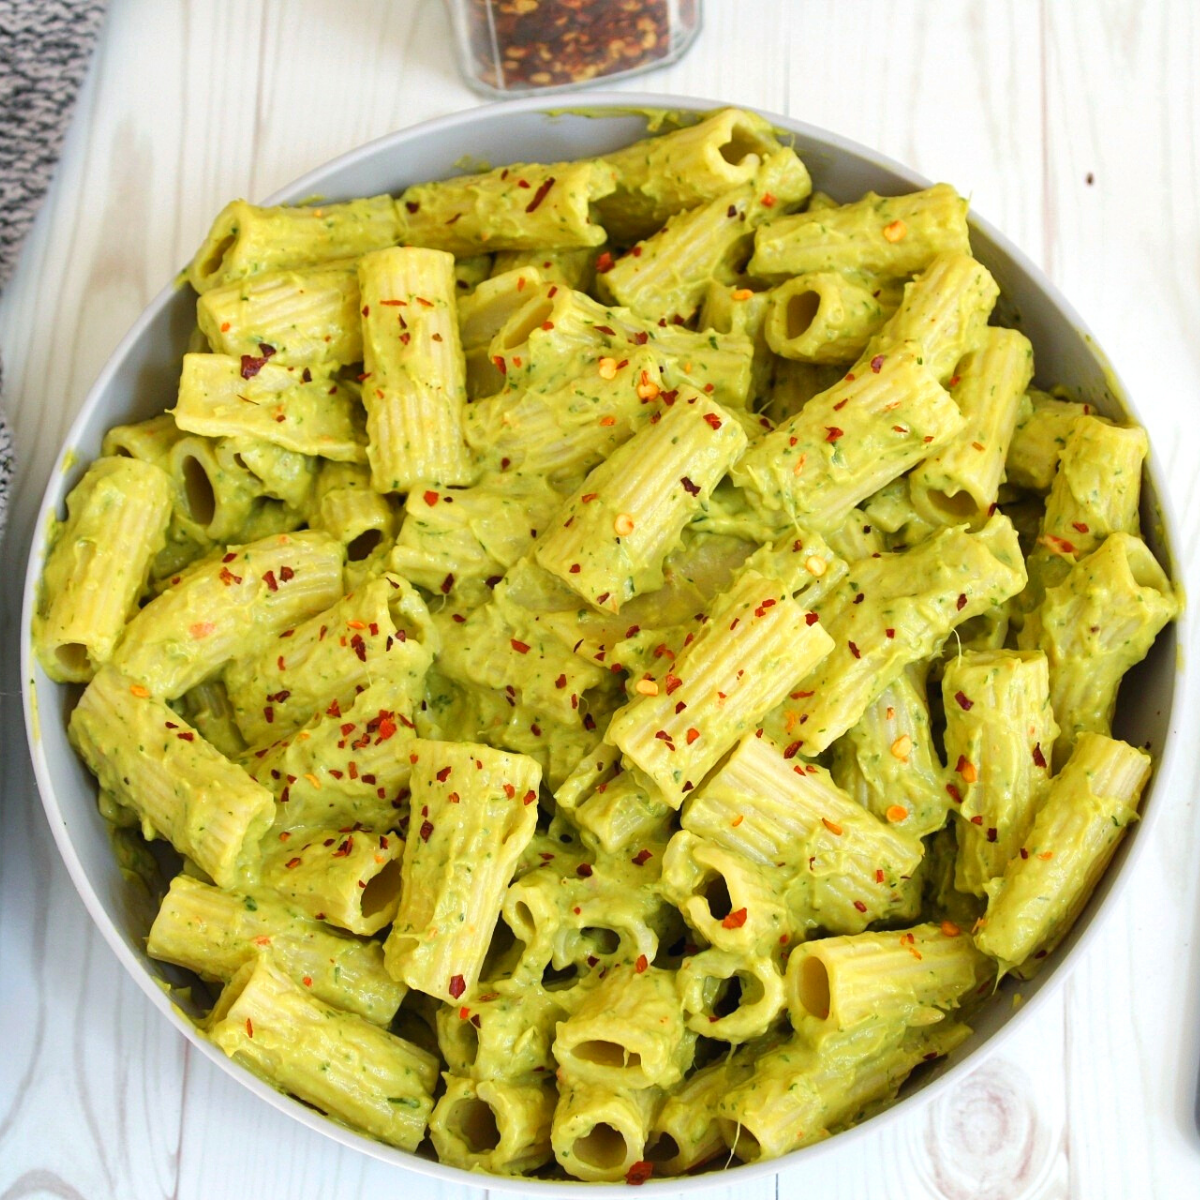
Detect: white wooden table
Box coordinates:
(2, 2, 1199, 1196)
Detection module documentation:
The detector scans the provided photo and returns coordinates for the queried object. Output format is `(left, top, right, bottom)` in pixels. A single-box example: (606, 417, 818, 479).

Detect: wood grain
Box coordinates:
(1, 1, 1198, 1197)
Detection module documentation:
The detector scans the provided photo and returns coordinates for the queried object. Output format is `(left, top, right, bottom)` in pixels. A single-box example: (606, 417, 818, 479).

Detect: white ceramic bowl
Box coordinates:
(21, 95, 1184, 1194)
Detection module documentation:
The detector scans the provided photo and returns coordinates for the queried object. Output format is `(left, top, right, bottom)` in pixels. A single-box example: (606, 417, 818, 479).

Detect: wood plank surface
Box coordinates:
(1, 2, 1197, 1197)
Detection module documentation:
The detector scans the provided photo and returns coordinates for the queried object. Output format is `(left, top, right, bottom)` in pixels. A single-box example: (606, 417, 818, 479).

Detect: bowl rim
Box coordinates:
(20, 89, 1187, 1195)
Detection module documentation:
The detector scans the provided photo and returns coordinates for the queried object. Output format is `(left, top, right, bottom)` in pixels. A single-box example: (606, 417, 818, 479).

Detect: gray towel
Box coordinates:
(0, 0, 108, 543)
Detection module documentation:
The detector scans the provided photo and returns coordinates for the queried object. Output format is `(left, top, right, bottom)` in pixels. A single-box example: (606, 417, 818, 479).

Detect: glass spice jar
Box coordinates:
(446, 0, 702, 97)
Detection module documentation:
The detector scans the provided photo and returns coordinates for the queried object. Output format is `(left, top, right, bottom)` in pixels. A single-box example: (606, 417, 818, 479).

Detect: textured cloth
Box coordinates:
(0, 0, 108, 543)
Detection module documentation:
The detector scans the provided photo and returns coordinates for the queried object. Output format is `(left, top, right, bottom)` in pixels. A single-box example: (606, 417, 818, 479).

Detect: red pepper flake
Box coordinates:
(440, 572, 455, 595)
(240, 354, 268, 379)
(596, 591, 611, 605)
(721, 907, 748, 929)
(219, 566, 242, 586)
(593, 324, 615, 336)
(376, 716, 397, 741)
(581, 492, 599, 504)
(875, 869, 885, 884)
(805, 612, 819, 626)
(510, 638, 530, 654)
(626, 1161, 654, 1186)
(576, 863, 593, 877)
(685, 728, 700, 745)
(1020, 847, 1030, 860)
(956, 593, 967, 611)
(870, 354, 885, 374)
(945, 782, 962, 804)
(436, 766, 452, 783)
(680, 475, 700, 496)
(885, 627, 895, 639)
(634, 954, 648, 974)
(332, 836, 353, 858)
(595, 251, 614, 273)
(279, 566, 294, 582)
(703, 412, 723, 431)
(852, 593, 864, 605)
(448, 974, 466, 999)
(525, 176, 556, 212)
(852, 899, 868, 913)
(848, 640, 861, 659)
(761, 192, 777, 207)
(1072, 521, 1090, 534)
(176, 731, 195, 742)
(285, 856, 302, 869)
(825, 426, 844, 442)
(986, 827, 998, 843)
(970, 815, 984, 826)
(954, 690, 974, 711)
(419, 820, 434, 842)
(783, 740, 802, 759)
(523, 790, 537, 805)
(631, 849, 652, 866)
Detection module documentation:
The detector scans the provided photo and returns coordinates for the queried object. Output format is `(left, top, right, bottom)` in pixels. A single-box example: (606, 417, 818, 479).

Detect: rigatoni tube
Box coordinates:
(34, 456, 173, 682)
(730, 344, 964, 532)
(784, 922, 992, 1037)
(113, 529, 345, 699)
(196, 261, 362, 367)
(909, 327, 1034, 527)
(261, 826, 404, 936)
(189, 195, 399, 293)
(974, 732, 1151, 972)
(760, 515, 1027, 754)
(534, 389, 747, 613)
(397, 160, 617, 255)
(384, 740, 541, 1002)
(146, 874, 404, 1025)
(554, 964, 695, 1090)
(173, 354, 367, 463)
(429, 1076, 555, 1176)
(941, 650, 1059, 896)
(749, 183, 971, 282)
(606, 571, 833, 807)
(69, 666, 275, 889)
(1021, 533, 1177, 765)
(206, 953, 438, 1151)
(358, 246, 476, 491)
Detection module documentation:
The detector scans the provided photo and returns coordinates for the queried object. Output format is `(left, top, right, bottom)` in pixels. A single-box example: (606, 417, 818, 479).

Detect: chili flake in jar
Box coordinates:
(448, 0, 702, 96)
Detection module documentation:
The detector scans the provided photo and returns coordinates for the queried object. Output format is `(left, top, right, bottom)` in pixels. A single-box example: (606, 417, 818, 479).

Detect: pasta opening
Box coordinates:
(798, 955, 831, 1020)
(194, 231, 236, 286)
(501, 299, 554, 349)
(703, 875, 733, 922)
(460, 1017, 480, 1065)
(571, 1040, 640, 1069)
(712, 974, 745, 1019)
(786, 290, 821, 340)
(543, 961, 581, 988)
(346, 528, 383, 561)
(581, 926, 620, 955)
(573, 1122, 630, 1170)
(481, 918, 519, 979)
(181, 455, 217, 526)
(719, 123, 770, 167)
(55, 643, 91, 675)
(450, 1096, 501, 1154)
(644, 1132, 680, 1164)
(360, 858, 402, 918)
(927, 488, 978, 521)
